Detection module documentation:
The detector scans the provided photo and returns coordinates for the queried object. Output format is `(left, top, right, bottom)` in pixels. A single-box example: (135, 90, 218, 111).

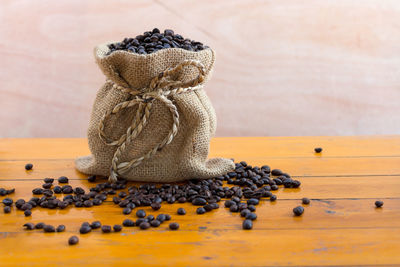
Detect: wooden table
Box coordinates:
(0, 136, 399, 266)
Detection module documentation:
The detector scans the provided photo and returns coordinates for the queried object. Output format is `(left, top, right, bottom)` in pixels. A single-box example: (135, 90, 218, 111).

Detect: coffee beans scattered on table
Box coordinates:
(68, 236, 79, 245)
(107, 28, 208, 55)
(25, 163, 33, 170)
(0, 188, 15, 196)
(293, 206, 305, 216)
(375, 200, 384, 208)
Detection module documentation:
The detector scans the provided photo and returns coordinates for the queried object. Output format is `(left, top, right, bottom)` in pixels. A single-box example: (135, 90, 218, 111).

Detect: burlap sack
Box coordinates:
(75, 42, 235, 183)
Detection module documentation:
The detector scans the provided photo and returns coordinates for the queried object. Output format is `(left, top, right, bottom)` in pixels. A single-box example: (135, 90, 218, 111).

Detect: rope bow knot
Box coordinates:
(98, 60, 206, 183)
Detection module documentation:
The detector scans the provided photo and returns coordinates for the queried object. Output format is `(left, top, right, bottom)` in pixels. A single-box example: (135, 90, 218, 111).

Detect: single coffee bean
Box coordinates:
(87, 175, 97, 182)
(150, 220, 161, 227)
(146, 215, 155, 221)
(43, 178, 54, 184)
(91, 221, 102, 229)
(229, 205, 239, 212)
(56, 225, 66, 232)
(302, 198, 310, 204)
(25, 163, 33, 170)
(79, 225, 92, 234)
(192, 198, 207, 206)
(53, 186, 62, 194)
(240, 209, 251, 217)
(270, 195, 277, 202)
(68, 236, 79, 245)
(24, 210, 32, 216)
(32, 188, 44, 195)
(35, 222, 45, 229)
(81, 222, 90, 227)
(156, 214, 166, 222)
(2, 198, 13, 206)
(246, 212, 257, 220)
(83, 200, 93, 207)
(139, 222, 151, 230)
(4, 206, 11, 213)
(242, 219, 253, 230)
(169, 222, 179, 230)
(151, 202, 161, 211)
(101, 225, 112, 233)
(136, 209, 146, 218)
(165, 214, 171, 221)
(203, 204, 213, 212)
(375, 200, 384, 208)
(293, 206, 304, 216)
(271, 169, 283, 176)
(74, 187, 85, 195)
(196, 207, 206, 214)
(123, 207, 132, 215)
(44, 225, 56, 232)
(271, 185, 279, 191)
(23, 223, 35, 230)
(210, 203, 219, 209)
(122, 219, 135, 227)
(247, 198, 259, 205)
(224, 200, 235, 208)
(314, 147, 323, 153)
(58, 176, 69, 183)
(113, 224, 123, 232)
(177, 208, 186, 215)
(92, 199, 102, 205)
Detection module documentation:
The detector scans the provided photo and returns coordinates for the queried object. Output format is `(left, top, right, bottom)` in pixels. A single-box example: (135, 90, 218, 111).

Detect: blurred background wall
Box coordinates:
(1, 0, 400, 138)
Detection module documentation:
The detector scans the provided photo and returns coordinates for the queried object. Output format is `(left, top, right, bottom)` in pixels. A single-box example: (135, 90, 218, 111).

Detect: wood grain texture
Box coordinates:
(1, 0, 400, 138)
(0, 137, 400, 266)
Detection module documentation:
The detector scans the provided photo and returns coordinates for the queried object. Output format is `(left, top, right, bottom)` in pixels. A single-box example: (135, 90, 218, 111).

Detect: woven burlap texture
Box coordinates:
(75, 43, 235, 182)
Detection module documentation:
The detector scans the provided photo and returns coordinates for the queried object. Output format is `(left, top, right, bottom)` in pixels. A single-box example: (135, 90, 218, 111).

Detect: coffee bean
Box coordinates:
(246, 212, 257, 220)
(146, 215, 155, 222)
(113, 224, 122, 232)
(56, 225, 66, 232)
(24, 210, 32, 216)
(101, 225, 112, 233)
(92, 199, 102, 206)
(156, 214, 166, 222)
(192, 198, 207, 206)
(79, 225, 92, 234)
(41, 183, 52, 190)
(35, 222, 45, 229)
(169, 222, 179, 230)
(74, 187, 85, 195)
(151, 202, 161, 211)
(229, 205, 239, 212)
(314, 147, 323, 153)
(123, 207, 132, 215)
(83, 200, 93, 207)
(375, 200, 384, 208)
(302, 198, 310, 204)
(240, 209, 251, 217)
(242, 219, 253, 230)
(224, 200, 235, 208)
(247, 198, 259, 205)
(25, 163, 33, 170)
(53, 186, 62, 194)
(88, 175, 97, 182)
(68, 236, 79, 245)
(122, 219, 135, 227)
(196, 207, 206, 214)
(32, 188, 44, 195)
(177, 208, 186, 215)
(165, 214, 171, 221)
(4, 206, 11, 213)
(58, 176, 69, 183)
(2, 198, 13, 206)
(293, 206, 304, 216)
(23, 223, 35, 230)
(44, 225, 56, 233)
(139, 222, 151, 230)
(150, 220, 161, 227)
(91, 221, 102, 229)
(43, 178, 54, 184)
(270, 195, 277, 202)
(203, 204, 213, 212)
(271, 169, 283, 176)
(136, 209, 146, 218)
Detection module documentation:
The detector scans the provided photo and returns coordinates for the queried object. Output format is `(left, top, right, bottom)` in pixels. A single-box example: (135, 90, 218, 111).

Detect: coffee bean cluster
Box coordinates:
(107, 28, 208, 55)
(23, 222, 65, 232)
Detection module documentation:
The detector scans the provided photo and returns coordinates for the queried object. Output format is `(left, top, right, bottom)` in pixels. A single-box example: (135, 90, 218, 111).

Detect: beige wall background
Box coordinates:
(1, 0, 400, 138)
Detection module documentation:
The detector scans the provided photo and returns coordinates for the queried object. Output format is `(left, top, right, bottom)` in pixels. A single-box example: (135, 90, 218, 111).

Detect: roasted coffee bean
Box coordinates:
(32, 188, 44, 195)
(101, 225, 112, 233)
(35, 222, 45, 229)
(293, 206, 304, 216)
(246, 212, 257, 220)
(43, 178, 54, 184)
(122, 219, 135, 227)
(231, 196, 241, 203)
(177, 208, 186, 215)
(247, 198, 259, 205)
(196, 207, 206, 214)
(23, 223, 35, 230)
(4, 206, 11, 213)
(24, 210, 32, 216)
(150, 220, 161, 227)
(44, 225, 56, 233)
(136, 218, 147, 226)
(165, 214, 171, 221)
(139, 222, 151, 230)
(0, 188, 7, 196)
(302, 198, 310, 205)
(229, 205, 239, 212)
(20, 203, 32, 211)
(74, 187, 85, 195)
(25, 163, 33, 170)
(151, 202, 161, 211)
(156, 214, 166, 222)
(210, 203, 219, 209)
(123, 208, 132, 215)
(2, 198, 13, 206)
(113, 224, 122, 232)
(88, 175, 97, 182)
(68, 236, 79, 245)
(248, 205, 256, 212)
(240, 209, 251, 218)
(224, 200, 235, 208)
(270, 195, 277, 202)
(192, 198, 207, 206)
(62, 187, 73, 194)
(113, 197, 121, 204)
(292, 180, 301, 188)
(242, 219, 253, 230)
(92, 199, 102, 205)
(314, 147, 323, 153)
(375, 200, 384, 208)
(203, 204, 213, 212)
(83, 200, 93, 207)
(271, 169, 283, 176)
(79, 225, 92, 234)
(58, 176, 69, 183)
(271, 185, 279, 191)
(75, 201, 83, 208)
(146, 215, 155, 221)
(91, 221, 102, 229)
(178, 197, 187, 203)
(53, 186, 62, 194)
(56, 225, 66, 232)
(42, 183, 52, 189)
(169, 222, 179, 230)
(136, 209, 146, 218)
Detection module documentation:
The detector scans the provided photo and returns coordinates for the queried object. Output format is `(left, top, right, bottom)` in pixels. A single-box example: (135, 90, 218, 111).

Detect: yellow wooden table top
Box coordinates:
(0, 136, 399, 266)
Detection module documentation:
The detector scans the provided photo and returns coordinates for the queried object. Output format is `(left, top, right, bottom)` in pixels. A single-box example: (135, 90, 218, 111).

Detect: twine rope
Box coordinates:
(98, 60, 206, 183)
